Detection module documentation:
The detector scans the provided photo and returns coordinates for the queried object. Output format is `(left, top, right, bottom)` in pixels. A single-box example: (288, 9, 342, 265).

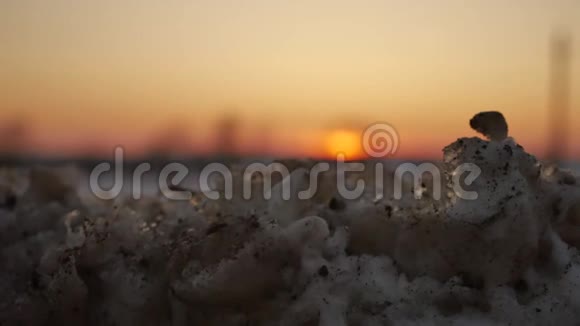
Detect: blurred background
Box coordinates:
(0, 0, 578, 162)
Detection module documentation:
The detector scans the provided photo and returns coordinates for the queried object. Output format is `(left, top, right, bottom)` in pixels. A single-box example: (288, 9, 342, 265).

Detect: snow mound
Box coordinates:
(1, 112, 580, 325)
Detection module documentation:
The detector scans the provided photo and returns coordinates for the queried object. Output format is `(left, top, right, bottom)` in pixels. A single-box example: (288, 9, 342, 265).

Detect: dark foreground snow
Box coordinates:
(1, 122, 580, 325)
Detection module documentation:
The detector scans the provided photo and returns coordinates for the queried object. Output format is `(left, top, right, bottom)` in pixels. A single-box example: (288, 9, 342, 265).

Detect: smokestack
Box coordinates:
(547, 30, 572, 161)
(215, 115, 239, 156)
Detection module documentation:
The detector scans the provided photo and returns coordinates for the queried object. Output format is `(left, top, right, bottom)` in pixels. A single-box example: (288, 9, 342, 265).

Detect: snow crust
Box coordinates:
(2, 121, 580, 325)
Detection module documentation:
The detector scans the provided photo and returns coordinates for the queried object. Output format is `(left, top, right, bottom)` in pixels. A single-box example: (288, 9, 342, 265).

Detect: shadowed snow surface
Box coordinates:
(1, 134, 580, 325)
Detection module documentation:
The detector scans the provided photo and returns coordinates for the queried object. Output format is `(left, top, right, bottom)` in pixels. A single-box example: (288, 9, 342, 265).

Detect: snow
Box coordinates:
(1, 113, 580, 325)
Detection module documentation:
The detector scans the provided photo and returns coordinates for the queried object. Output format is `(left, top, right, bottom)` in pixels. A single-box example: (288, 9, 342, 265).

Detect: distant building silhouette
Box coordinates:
(215, 115, 239, 156)
(148, 121, 193, 158)
(547, 30, 572, 161)
(0, 118, 27, 156)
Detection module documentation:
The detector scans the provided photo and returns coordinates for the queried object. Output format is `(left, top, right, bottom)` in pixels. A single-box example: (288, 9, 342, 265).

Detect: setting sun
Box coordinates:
(324, 129, 365, 160)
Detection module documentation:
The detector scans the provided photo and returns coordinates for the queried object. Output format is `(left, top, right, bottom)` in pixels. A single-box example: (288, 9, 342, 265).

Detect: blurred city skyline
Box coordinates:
(1, 1, 579, 159)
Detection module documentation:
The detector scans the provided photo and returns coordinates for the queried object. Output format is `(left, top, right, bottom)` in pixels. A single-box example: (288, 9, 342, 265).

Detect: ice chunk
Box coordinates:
(470, 111, 509, 141)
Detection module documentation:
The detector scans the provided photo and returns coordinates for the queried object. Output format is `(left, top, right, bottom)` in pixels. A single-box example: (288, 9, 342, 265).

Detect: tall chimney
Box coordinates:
(547, 30, 572, 161)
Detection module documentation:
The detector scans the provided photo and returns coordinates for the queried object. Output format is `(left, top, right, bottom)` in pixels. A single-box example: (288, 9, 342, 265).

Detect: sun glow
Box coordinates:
(324, 129, 365, 160)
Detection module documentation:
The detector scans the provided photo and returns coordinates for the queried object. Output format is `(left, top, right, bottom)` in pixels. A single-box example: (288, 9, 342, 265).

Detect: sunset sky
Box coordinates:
(1, 0, 579, 159)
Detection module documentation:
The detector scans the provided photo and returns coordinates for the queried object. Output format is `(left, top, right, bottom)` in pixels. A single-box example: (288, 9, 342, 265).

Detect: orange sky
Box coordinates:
(1, 0, 579, 159)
